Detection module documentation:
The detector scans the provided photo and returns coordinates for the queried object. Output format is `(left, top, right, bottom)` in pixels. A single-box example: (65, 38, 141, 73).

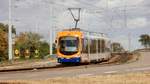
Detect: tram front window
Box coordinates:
(59, 36, 79, 55)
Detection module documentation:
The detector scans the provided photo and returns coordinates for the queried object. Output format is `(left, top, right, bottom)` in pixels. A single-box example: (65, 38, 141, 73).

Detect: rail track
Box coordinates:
(0, 52, 136, 73)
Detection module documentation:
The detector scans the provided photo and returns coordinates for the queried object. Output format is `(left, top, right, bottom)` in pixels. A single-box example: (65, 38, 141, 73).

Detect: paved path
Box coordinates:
(0, 51, 150, 80)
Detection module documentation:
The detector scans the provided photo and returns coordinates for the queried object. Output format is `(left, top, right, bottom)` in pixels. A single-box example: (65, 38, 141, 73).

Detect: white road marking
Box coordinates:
(124, 67, 150, 72)
(77, 73, 93, 77)
(132, 67, 150, 71)
(104, 71, 118, 74)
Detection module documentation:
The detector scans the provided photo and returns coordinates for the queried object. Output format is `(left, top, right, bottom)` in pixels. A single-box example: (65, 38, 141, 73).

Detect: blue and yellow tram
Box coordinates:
(55, 28, 111, 63)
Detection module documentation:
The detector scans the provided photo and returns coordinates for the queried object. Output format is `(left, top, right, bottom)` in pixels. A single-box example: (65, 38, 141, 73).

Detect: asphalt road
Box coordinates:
(0, 51, 150, 80)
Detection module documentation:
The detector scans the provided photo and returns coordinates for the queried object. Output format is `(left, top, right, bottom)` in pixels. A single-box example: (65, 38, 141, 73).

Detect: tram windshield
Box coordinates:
(59, 36, 79, 55)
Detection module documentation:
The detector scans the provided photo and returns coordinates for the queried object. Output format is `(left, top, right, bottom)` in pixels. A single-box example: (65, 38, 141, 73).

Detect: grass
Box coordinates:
(0, 71, 150, 84)
(0, 57, 56, 67)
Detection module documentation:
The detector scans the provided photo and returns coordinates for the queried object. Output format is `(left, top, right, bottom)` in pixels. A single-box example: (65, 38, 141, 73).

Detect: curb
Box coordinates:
(0, 65, 59, 72)
(0, 62, 59, 72)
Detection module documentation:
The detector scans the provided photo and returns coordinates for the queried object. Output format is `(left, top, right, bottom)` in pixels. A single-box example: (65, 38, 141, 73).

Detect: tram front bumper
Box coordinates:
(57, 57, 81, 63)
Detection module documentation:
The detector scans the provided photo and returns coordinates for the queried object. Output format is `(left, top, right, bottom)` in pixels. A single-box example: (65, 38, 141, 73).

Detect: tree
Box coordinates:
(15, 32, 42, 58)
(39, 41, 49, 59)
(0, 30, 8, 60)
(139, 34, 150, 49)
(15, 32, 50, 59)
(111, 42, 124, 52)
(0, 23, 16, 61)
(0, 23, 16, 34)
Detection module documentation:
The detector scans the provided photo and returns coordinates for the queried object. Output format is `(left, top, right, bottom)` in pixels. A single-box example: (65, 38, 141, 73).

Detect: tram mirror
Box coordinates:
(55, 40, 57, 44)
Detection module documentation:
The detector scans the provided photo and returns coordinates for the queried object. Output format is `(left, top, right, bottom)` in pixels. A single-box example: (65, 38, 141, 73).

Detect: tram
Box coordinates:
(55, 28, 111, 63)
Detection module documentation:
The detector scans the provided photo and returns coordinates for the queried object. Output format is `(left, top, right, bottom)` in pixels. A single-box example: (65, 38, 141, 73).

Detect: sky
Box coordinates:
(0, 0, 150, 50)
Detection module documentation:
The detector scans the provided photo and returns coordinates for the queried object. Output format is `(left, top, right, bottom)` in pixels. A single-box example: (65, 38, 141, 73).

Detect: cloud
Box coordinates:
(13, 0, 42, 8)
(95, 0, 144, 9)
(0, 0, 8, 23)
(0, 0, 149, 50)
(54, 0, 79, 7)
(127, 17, 147, 29)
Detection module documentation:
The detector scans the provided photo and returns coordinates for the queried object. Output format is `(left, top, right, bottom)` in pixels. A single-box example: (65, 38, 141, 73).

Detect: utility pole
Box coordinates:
(50, 5, 53, 56)
(8, 0, 13, 61)
(128, 33, 131, 52)
(124, 1, 127, 29)
(123, 0, 131, 51)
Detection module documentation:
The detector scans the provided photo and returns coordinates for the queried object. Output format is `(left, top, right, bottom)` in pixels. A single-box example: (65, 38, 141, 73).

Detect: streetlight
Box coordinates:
(49, 5, 53, 56)
(42, 0, 70, 56)
(8, 0, 20, 61)
(47, 1, 57, 56)
(8, 0, 13, 61)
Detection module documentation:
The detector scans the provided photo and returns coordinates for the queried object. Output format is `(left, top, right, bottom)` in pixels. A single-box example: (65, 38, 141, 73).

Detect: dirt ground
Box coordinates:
(109, 51, 139, 64)
(0, 51, 148, 84)
(0, 71, 150, 84)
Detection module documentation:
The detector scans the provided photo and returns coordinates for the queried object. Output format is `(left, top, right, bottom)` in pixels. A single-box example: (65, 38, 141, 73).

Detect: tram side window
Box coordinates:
(90, 39, 97, 53)
(98, 40, 101, 53)
(82, 38, 88, 53)
(98, 39, 105, 53)
(94, 39, 97, 53)
(101, 40, 105, 53)
(105, 41, 111, 52)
